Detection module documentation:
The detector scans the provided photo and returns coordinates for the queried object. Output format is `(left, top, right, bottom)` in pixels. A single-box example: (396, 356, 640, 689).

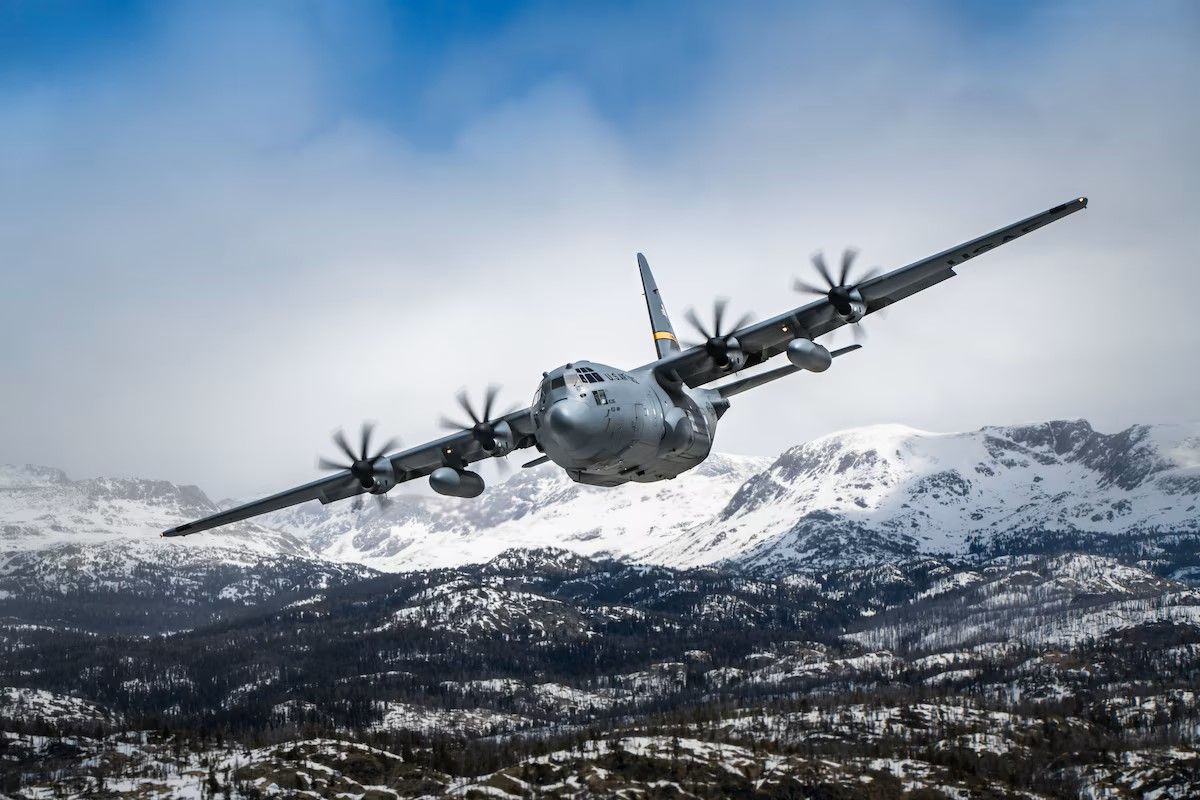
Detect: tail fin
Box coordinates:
(638, 253, 681, 359)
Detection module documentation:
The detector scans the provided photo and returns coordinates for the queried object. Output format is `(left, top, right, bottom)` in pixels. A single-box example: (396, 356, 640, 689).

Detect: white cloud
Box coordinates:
(1, 3, 1196, 498)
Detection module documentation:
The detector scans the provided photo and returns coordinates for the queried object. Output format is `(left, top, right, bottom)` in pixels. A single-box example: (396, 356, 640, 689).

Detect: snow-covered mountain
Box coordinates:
(0, 465, 374, 631)
(647, 419, 1200, 573)
(265, 419, 1199, 575)
(4, 420, 1197, 585)
(0, 463, 311, 558)
(260, 452, 770, 571)
(6, 422, 1198, 797)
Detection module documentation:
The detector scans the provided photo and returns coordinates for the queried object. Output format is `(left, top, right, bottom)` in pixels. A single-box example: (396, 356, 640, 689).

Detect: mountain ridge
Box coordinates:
(3, 418, 1197, 582)
(648, 418, 1200, 573)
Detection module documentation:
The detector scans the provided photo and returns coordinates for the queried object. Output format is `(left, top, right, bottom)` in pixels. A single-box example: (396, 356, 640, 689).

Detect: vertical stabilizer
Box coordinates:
(637, 253, 681, 359)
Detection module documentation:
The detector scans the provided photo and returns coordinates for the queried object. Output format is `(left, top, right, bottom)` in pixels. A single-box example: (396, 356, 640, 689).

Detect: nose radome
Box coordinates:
(546, 400, 605, 449)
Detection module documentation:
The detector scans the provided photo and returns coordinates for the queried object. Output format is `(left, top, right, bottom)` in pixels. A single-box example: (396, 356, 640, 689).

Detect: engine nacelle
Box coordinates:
(429, 467, 485, 498)
(831, 287, 866, 324)
(487, 420, 515, 457)
(704, 335, 747, 372)
(786, 338, 832, 372)
(369, 458, 398, 494)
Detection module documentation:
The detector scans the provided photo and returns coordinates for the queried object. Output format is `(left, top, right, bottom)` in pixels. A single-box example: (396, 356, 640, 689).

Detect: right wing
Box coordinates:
(161, 407, 536, 537)
(647, 197, 1088, 388)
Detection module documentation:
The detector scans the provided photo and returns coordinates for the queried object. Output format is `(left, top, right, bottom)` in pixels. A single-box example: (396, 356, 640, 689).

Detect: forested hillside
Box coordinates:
(4, 549, 1199, 798)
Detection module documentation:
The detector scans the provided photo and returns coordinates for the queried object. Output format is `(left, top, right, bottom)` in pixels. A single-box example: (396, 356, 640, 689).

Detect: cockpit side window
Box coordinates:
(549, 375, 566, 390)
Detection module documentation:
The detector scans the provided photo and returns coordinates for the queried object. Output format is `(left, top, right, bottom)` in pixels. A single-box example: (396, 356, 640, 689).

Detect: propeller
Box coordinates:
(490, 451, 514, 479)
(318, 422, 399, 511)
(794, 248, 880, 340)
(439, 385, 515, 455)
(683, 298, 752, 369)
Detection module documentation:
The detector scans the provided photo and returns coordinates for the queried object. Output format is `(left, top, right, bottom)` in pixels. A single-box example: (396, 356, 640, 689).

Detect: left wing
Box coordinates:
(161, 407, 536, 537)
(648, 197, 1087, 388)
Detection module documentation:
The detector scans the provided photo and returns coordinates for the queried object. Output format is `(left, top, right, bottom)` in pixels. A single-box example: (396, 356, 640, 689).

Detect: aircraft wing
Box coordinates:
(650, 197, 1087, 388)
(161, 407, 536, 537)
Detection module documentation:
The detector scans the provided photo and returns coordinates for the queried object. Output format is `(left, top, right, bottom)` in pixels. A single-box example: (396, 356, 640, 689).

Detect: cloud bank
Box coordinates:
(2, 2, 1197, 498)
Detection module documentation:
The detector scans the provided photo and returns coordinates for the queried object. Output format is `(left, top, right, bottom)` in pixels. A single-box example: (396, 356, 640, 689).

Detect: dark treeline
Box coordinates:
(3, 548, 1199, 797)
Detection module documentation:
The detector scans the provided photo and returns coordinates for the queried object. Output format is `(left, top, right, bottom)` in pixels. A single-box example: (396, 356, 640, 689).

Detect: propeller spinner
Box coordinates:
(440, 385, 515, 460)
(683, 298, 752, 370)
(318, 422, 399, 509)
(794, 248, 880, 339)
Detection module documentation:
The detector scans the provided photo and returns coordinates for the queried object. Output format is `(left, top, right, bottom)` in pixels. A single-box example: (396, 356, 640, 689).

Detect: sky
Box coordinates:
(1, 1, 1198, 499)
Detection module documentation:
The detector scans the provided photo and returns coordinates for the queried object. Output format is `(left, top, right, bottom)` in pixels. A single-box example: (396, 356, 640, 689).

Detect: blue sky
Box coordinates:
(2, 1, 1197, 497)
(1, 1, 716, 146)
(0, 1, 1112, 148)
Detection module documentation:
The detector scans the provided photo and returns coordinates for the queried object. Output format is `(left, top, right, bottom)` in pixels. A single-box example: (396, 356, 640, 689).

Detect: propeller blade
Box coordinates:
(812, 251, 835, 288)
(793, 278, 828, 296)
(332, 429, 356, 463)
(683, 307, 712, 341)
(712, 298, 728, 337)
(439, 416, 470, 432)
(359, 421, 375, 462)
(727, 311, 752, 334)
(375, 494, 392, 510)
(371, 438, 399, 461)
(839, 248, 859, 286)
(351, 495, 364, 512)
(455, 388, 480, 425)
(367, 443, 396, 470)
(318, 457, 351, 472)
(852, 322, 868, 342)
(482, 384, 499, 423)
(856, 266, 880, 285)
(495, 455, 513, 477)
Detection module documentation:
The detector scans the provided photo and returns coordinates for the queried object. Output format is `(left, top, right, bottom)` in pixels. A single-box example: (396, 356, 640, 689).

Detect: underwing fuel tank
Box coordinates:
(786, 338, 832, 372)
(429, 467, 485, 498)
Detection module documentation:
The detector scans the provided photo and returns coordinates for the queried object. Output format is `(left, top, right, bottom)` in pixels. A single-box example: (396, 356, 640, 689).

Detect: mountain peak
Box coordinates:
(0, 463, 71, 487)
(484, 547, 604, 575)
(6, 419, 1197, 578)
(646, 419, 1200, 574)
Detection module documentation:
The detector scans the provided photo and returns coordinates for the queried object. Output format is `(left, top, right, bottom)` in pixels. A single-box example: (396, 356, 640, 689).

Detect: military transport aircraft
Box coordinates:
(163, 197, 1087, 538)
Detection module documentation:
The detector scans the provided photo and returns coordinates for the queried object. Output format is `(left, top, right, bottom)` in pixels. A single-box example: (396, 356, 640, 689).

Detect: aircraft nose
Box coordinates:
(546, 400, 605, 450)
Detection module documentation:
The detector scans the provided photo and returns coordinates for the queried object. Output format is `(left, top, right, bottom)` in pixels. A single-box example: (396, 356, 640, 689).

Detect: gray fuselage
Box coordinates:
(530, 361, 726, 487)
